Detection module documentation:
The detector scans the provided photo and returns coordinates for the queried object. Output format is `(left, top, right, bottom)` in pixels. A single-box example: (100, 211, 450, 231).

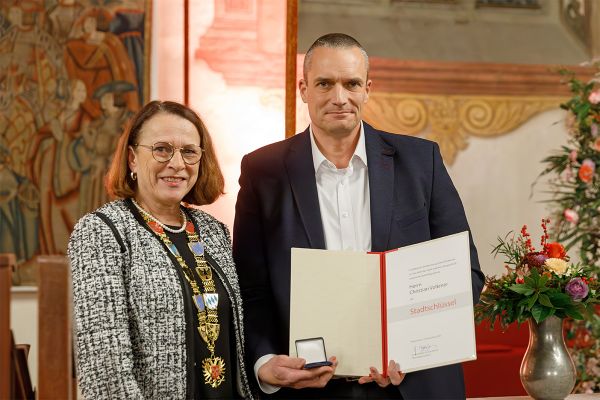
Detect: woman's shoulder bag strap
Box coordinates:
(93, 211, 127, 254)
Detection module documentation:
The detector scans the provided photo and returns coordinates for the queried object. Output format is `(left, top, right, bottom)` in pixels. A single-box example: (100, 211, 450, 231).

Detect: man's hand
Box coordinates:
(257, 354, 337, 389)
(357, 360, 405, 387)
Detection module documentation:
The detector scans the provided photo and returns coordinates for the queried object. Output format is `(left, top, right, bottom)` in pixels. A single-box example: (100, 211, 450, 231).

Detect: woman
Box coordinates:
(68, 101, 254, 399)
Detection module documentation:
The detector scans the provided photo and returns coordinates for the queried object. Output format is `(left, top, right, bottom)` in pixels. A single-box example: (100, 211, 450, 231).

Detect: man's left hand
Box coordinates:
(357, 360, 405, 387)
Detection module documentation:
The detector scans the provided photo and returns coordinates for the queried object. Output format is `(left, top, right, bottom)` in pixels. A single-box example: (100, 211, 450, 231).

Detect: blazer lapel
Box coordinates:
(285, 129, 326, 249)
(365, 123, 396, 252)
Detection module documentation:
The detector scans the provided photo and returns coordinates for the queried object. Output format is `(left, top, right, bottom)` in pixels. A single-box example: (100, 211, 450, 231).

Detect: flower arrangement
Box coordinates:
(475, 219, 599, 329)
(540, 69, 600, 265)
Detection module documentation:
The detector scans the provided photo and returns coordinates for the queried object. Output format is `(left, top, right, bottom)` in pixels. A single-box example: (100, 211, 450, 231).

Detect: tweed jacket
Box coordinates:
(68, 200, 254, 399)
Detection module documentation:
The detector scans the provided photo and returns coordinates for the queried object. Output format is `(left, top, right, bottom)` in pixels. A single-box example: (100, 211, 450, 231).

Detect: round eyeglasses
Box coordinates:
(133, 142, 203, 165)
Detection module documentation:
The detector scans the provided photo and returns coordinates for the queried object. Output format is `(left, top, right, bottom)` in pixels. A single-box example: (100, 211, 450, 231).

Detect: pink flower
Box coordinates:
(581, 381, 595, 394)
(569, 150, 577, 162)
(593, 137, 600, 152)
(569, 149, 578, 162)
(589, 90, 600, 104)
(592, 123, 599, 137)
(564, 209, 579, 224)
(578, 159, 595, 183)
(586, 357, 600, 377)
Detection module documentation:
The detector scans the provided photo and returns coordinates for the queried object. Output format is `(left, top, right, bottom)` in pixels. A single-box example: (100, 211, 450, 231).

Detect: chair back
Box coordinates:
(37, 255, 73, 400)
(0, 253, 15, 400)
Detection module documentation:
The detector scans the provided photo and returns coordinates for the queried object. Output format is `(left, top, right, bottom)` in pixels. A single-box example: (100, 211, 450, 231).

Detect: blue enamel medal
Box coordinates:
(188, 241, 205, 256)
(168, 243, 180, 257)
(194, 294, 206, 312)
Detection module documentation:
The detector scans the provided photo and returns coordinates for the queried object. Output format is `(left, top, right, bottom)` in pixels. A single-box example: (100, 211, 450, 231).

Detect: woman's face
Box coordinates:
(72, 80, 87, 104)
(128, 112, 201, 209)
(83, 16, 96, 34)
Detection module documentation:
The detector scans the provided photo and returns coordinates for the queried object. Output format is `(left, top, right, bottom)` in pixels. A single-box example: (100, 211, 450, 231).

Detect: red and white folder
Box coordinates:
(289, 231, 477, 377)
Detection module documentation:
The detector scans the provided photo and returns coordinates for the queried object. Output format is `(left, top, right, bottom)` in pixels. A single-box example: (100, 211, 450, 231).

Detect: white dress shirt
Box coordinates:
(311, 123, 372, 252)
(255, 124, 373, 393)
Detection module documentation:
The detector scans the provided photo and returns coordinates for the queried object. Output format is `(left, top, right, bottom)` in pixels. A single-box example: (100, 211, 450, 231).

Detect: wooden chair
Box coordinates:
(12, 335, 34, 400)
(0, 253, 15, 400)
(37, 255, 73, 400)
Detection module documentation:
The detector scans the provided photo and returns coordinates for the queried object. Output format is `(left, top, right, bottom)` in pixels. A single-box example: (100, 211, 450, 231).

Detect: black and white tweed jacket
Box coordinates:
(68, 200, 254, 399)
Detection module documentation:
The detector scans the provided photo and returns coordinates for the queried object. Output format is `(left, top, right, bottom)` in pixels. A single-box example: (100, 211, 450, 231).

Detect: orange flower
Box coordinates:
(546, 242, 566, 259)
(578, 159, 595, 183)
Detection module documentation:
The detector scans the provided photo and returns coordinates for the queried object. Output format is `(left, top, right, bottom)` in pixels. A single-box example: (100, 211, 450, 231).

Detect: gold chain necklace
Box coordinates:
(131, 199, 188, 233)
(139, 210, 226, 388)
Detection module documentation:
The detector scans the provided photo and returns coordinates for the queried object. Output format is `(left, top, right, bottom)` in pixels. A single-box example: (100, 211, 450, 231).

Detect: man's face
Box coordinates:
(299, 46, 371, 139)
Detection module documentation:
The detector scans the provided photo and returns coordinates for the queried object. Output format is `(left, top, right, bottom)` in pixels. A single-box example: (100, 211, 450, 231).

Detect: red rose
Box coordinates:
(545, 242, 566, 259)
(516, 277, 525, 284)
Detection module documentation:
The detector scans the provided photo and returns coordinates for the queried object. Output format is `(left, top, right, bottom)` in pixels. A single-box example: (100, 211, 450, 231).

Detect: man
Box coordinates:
(233, 33, 484, 399)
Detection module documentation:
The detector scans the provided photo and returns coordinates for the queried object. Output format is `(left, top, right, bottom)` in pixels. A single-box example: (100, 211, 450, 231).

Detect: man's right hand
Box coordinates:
(257, 354, 337, 389)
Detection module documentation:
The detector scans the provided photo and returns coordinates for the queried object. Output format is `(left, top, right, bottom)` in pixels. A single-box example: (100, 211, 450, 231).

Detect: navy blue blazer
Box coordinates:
(233, 123, 484, 399)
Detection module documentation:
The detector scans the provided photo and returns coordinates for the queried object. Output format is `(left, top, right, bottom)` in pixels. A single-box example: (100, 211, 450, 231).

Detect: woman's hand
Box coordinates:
(357, 360, 405, 387)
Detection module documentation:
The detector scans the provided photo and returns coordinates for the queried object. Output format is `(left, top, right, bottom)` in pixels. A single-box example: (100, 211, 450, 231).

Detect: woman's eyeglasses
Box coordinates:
(133, 142, 203, 165)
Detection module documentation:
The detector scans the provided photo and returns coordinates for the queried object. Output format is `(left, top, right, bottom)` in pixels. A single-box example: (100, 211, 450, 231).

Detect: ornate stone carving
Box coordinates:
(363, 93, 563, 164)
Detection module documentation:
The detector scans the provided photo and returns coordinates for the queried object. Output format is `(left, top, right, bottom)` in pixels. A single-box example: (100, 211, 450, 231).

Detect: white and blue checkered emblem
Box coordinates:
(203, 293, 219, 310)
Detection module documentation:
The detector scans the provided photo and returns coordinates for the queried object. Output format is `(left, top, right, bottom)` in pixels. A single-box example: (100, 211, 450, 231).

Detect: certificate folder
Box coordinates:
(289, 231, 476, 377)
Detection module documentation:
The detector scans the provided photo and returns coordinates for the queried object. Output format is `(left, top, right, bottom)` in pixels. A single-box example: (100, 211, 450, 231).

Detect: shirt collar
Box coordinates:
(310, 121, 368, 173)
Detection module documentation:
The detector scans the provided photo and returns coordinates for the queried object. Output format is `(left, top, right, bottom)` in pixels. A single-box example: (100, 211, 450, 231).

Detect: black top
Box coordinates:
(165, 227, 239, 399)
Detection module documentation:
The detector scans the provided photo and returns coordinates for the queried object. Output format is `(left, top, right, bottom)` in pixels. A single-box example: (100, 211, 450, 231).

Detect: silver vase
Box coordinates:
(520, 316, 576, 400)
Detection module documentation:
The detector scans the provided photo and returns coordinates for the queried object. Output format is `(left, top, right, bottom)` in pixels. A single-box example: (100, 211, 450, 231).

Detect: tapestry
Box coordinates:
(0, 0, 151, 282)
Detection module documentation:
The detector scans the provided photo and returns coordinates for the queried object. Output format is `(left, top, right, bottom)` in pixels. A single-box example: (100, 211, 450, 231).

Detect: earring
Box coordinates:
(130, 171, 137, 181)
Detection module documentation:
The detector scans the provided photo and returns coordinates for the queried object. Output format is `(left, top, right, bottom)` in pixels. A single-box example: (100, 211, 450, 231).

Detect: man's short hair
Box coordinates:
(303, 33, 369, 78)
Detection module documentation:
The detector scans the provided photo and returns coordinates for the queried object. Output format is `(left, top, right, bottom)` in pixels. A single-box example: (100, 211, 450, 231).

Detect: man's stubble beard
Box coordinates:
(319, 115, 361, 138)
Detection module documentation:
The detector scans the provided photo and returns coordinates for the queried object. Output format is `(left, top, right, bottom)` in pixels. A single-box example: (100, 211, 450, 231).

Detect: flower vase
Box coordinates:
(520, 316, 576, 400)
